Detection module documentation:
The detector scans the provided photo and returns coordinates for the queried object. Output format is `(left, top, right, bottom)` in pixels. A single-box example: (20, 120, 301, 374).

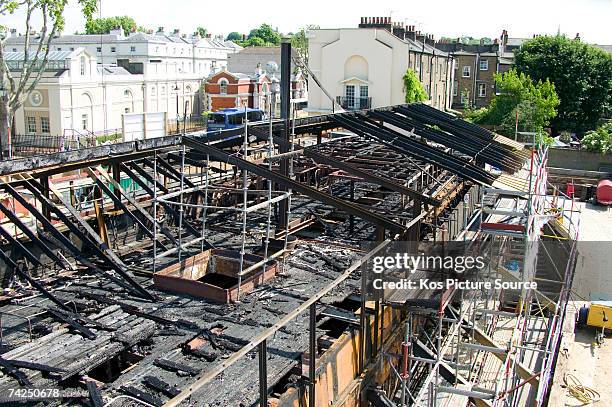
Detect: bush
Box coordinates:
(403, 69, 427, 103)
(581, 122, 612, 154)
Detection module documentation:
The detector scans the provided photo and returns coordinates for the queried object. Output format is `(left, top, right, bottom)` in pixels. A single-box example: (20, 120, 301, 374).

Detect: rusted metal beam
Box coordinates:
(184, 137, 406, 234)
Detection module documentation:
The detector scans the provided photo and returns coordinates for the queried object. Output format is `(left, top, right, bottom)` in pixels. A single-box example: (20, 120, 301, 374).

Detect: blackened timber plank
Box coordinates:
(19, 177, 153, 300)
(0, 203, 65, 268)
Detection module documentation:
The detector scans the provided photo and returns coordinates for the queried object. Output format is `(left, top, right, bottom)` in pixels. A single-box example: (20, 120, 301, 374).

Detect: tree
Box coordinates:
(1, 0, 97, 158)
(581, 122, 612, 154)
(245, 37, 265, 47)
(247, 23, 281, 46)
(196, 26, 207, 38)
(402, 69, 427, 103)
(226, 32, 242, 42)
(514, 35, 612, 135)
(85, 16, 139, 36)
(477, 69, 559, 137)
(291, 25, 319, 65)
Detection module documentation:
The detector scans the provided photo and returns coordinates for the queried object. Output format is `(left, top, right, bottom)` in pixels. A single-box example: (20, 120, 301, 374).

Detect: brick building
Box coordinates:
(437, 30, 517, 109)
(204, 67, 271, 111)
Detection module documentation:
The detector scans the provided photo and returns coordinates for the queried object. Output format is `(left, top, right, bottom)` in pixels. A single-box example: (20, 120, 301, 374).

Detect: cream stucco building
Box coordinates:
(6, 48, 201, 139)
(307, 27, 454, 113)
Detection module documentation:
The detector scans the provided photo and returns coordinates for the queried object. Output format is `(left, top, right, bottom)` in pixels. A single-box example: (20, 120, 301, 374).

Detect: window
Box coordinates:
(360, 85, 369, 98)
(161, 86, 166, 96)
(57, 47, 62, 51)
(359, 85, 369, 109)
(80, 56, 86, 76)
(124, 107, 131, 114)
(26, 116, 37, 133)
(12, 48, 17, 52)
(70, 47, 74, 51)
(130, 46, 136, 52)
(460, 92, 469, 105)
(40, 117, 50, 133)
(219, 79, 228, 94)
(479, 59, 489, 71)
(345, 85, 355, 109)
(81, 114, 88, 130)
(453, 81, 458, 97)
(155, 46, 159, 53)
(96, 46, 102, 53)
(151, 86, 157, 97)
(478, 83, 487, 97)
(462, 66, 471, 77)
(111, 47, 116, 53)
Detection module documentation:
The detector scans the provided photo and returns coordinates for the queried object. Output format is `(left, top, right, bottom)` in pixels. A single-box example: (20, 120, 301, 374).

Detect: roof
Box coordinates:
(2, 49, 81, 61)
(97, 65, 132, 75)
(4, 32, 234, 50)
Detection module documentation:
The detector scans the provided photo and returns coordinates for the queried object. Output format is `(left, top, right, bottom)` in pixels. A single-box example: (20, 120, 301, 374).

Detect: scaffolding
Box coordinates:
(375, 141, 581, 406)
(150, 103, 296, 302)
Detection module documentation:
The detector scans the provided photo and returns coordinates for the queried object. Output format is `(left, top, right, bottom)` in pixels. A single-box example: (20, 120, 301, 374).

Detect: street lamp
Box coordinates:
(0, 84, 7, 160)
(173, 83, 180, 132)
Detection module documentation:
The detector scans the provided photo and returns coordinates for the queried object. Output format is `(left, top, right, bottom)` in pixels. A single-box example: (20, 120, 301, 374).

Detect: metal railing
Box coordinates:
(167, 115, 207, 135)
(335, 96, 371, 110)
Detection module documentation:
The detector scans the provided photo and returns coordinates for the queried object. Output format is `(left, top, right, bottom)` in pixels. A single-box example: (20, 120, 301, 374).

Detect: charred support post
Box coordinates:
(278, 39, 291, 230)
(259, 339, 268, 407)
(309, 302, 316, 407)
(112, 163, 121, 211)
(40, 176, 51, 219)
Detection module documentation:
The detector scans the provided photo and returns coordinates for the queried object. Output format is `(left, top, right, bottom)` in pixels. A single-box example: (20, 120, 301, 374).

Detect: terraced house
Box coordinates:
(307, 17, 454, 114)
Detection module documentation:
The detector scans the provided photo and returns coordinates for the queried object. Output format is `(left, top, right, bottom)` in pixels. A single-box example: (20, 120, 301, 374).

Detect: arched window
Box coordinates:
(124, 89, 132, 98)
(219, 78, 229, 94)
(185, 85, 192, 94)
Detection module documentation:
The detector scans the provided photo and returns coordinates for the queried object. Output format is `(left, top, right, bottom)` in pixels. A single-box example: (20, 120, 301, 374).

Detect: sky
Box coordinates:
(2, 0, 612, 44)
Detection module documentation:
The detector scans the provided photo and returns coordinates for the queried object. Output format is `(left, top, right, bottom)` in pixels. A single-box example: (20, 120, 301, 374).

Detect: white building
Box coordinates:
(5, 27, 240, 78)
(5, 49, 202, 138)
(3, 28, 241, 140)
(307, 27, 454, 113)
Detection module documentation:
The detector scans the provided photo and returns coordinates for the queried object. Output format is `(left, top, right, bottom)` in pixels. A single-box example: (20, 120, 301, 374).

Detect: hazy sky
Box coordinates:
(2, 0, 611, 44)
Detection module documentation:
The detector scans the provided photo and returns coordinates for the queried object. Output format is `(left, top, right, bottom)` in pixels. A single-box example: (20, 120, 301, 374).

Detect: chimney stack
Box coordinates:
(156, 26, 165, 36)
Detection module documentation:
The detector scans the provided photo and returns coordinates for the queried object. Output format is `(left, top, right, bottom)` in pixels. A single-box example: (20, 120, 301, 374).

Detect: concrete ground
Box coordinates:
(548, 201, 612, 406)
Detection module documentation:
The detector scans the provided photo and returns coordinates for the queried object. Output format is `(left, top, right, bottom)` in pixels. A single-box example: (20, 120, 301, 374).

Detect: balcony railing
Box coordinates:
(336, 96, 372, 110)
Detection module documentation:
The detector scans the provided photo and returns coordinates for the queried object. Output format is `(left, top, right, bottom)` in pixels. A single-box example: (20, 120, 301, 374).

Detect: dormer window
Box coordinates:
(130, 46, 136, 52)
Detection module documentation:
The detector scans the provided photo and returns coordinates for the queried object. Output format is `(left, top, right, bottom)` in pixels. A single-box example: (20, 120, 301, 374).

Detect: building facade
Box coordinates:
(307, 17, 454, 114)
(4, 27, 239, 78)
(227, 46, 308, 109)
(437, 30, 516, 109)
(5, 49, 201, 139)
(204, 68, 271, 112)
(3, 28, 241, 142)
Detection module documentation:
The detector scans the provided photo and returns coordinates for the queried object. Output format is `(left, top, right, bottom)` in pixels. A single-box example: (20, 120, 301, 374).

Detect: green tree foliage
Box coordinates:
(403, 69, 427, 103)
(245, 37, 265, 47)
(196, 26, 207, 38)
(475, 69, 559, 137)
(226, 32, 242, 42)
(290, 25, 319, 65)
(85, 16, 143, 36)
(581, 122, 612, 154)
(247, 23, 281, 46)
(514, 35, 612, 135)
